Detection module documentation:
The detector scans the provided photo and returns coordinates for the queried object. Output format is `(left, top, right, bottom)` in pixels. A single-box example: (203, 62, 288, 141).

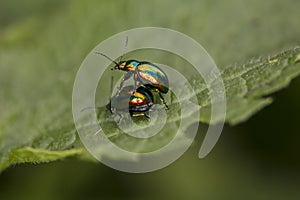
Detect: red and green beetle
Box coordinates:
(106, 85, 154, 119)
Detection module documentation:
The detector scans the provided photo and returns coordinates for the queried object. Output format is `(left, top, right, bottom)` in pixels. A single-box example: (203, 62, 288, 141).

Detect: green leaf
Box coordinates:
(0, 147, 85, 172)
(1, 0, 300, 173)
(196, 47, 300, 124)
(1, 47, 299, 172)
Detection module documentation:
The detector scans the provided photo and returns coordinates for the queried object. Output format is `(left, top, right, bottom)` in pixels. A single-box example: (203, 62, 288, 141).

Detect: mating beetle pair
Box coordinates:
(96, 51, 169, 119)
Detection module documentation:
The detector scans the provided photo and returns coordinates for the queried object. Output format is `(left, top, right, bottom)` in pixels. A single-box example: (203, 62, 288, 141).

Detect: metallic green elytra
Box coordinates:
(95, 52, 169, 109)
(113, 60, 169, 94)
(106, 85, 154, 118)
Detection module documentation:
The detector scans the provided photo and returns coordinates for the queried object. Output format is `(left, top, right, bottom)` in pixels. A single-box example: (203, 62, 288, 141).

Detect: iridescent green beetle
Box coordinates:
(107, 85, 154, 119)
(95, 52, 169, 109)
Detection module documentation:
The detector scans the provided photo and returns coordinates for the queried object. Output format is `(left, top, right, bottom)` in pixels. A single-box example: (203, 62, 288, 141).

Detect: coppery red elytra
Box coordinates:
(106, 85, 154, 119)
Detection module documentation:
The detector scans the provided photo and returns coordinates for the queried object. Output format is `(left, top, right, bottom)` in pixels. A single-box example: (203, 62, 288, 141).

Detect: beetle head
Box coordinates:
(111, 61, 126, 70)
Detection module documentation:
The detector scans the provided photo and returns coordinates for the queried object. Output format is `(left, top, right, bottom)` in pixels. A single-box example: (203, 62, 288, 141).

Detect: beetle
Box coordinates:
(95, 52, 169, 109)
(106, 85, 154, 119)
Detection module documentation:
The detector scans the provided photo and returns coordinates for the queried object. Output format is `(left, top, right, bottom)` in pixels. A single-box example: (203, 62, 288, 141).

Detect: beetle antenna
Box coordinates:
(125, 35, 128, 48)
(107, 76, 114, 113)
(94, 52, 120, 66)
(110, 76, 114, 98)
(118, 36, 128, 62)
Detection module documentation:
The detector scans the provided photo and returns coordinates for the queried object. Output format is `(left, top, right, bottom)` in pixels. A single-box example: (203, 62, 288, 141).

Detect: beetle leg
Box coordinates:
(157, 90, 169, 110)
(144, 113, 151, 120)
(133, 73, 139, 93)
(106, 101, 113, 114)
(115, 112, 124, 124)
(116, 72, 133, 96)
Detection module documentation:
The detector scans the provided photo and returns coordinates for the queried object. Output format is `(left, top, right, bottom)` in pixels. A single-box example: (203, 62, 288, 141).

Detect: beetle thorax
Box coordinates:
(123, 60, 139, 71)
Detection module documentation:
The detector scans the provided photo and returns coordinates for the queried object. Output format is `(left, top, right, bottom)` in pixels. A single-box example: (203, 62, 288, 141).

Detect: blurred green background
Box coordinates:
(0, 0, 300, 199)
